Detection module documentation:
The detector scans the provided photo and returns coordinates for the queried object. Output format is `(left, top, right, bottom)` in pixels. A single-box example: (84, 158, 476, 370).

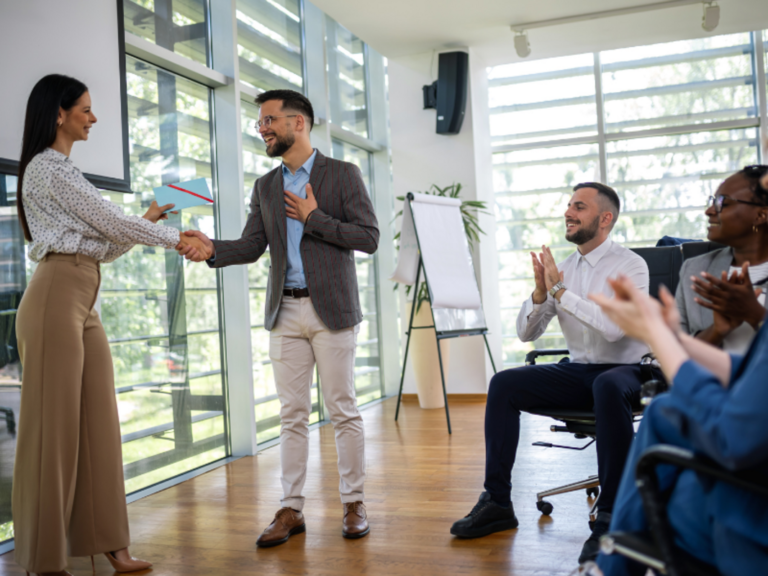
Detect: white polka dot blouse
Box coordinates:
(22, 148, 180, 263)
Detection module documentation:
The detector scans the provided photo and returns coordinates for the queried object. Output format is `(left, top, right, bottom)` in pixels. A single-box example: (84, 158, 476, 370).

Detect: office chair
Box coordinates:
(679, 240, 726, 261)
(600, 445, 768, 576)
(526, 246, 683, 519)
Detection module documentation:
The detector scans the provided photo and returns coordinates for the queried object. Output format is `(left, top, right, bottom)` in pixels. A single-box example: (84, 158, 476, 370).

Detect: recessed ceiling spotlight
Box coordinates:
(702, 2, 720, 32)
(514, 31, 531, 58)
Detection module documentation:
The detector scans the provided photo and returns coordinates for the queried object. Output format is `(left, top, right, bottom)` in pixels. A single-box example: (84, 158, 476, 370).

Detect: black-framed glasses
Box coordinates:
(707, 194, 766, 214)
(255, 115, 298, 129)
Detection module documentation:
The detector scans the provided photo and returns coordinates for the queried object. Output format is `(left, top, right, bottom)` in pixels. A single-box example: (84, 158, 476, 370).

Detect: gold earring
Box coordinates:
(754, 225, 760, 233)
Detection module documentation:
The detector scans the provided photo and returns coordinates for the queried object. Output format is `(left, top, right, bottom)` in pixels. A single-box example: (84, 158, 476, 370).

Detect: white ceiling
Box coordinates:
(312, 0, 768, 65)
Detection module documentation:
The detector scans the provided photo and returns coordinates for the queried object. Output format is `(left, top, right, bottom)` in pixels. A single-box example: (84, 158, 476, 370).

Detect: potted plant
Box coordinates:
(393, 183, 488, 409)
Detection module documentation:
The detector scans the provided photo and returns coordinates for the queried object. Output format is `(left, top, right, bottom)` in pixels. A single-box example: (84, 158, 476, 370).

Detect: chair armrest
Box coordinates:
(525, 349, 570, 366)
(637, 445, 768, 497)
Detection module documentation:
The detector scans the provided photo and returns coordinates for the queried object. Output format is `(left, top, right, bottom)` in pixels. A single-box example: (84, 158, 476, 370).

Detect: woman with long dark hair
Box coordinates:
(13, 74, 208, 575)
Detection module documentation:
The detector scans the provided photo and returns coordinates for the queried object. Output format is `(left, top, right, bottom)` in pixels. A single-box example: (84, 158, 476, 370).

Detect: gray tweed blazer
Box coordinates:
(208, 151, 379, 331)
(675, 247, 734, 336)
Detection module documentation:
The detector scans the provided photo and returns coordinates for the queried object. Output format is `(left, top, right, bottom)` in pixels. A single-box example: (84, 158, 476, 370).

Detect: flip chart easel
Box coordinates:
(392, 193, 497, 434)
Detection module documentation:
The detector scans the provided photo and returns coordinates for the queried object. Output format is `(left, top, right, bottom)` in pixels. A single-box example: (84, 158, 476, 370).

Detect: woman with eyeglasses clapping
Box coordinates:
(675, 165, 768, 353)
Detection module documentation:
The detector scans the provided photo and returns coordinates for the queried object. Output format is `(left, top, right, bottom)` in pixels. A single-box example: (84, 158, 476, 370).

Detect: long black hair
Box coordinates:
(17, 74, 88, 242)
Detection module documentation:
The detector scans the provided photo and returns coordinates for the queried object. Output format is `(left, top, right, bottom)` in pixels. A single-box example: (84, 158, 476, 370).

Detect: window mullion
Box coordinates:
(754, 31, 768, 162)
(593, 52, 608, 184)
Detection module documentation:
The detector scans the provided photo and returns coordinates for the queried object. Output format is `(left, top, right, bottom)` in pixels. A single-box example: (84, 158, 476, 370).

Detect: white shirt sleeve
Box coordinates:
(516, 294, 557, 342)
(557, 256, 650, 343)
(51, 167, 180, 249)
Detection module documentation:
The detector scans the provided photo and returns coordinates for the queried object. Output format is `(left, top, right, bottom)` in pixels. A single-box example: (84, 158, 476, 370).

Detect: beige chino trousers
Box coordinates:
(13, 254, 130, 573)
(270, 296, 365, 511)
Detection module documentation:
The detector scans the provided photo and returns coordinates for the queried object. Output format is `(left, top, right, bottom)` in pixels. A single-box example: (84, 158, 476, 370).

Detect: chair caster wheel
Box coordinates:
(587, 487, 600, 498)
(536, 500, 554, 515)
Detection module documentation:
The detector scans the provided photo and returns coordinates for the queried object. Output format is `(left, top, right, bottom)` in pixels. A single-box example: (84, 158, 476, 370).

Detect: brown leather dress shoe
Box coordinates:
(256, 507, 306, 548)
(342, 501, 370, 539)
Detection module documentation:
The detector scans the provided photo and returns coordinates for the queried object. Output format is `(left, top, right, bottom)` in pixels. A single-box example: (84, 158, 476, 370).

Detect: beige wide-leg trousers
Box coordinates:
(13, 254, 130, 573)
(270, 295, 365, 511)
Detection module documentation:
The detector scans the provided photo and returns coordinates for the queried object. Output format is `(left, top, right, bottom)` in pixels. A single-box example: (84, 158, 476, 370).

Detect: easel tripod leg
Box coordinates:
(395, 264, 422, 422)
(435, 335, 452, 434)
(483, 334, 498, 375)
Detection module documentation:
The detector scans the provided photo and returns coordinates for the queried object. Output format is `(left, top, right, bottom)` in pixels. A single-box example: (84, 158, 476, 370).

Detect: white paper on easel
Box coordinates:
(410, 195, 482, 310)
(390, 192, 483, 311)
(390, 197, 420, 285)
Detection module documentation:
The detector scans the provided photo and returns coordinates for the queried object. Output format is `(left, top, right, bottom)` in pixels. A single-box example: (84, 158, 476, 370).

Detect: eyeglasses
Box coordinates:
(707, 194, 766, 214)
(255, 115, 298, 129)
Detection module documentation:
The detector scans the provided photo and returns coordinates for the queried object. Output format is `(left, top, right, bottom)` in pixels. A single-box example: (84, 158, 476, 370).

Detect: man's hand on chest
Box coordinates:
(285, 183, 318, 224)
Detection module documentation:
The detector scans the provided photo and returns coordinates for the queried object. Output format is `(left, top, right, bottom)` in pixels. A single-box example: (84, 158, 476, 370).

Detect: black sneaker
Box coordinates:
(578, 511, 612, 564)
(450, 491, 519, 538)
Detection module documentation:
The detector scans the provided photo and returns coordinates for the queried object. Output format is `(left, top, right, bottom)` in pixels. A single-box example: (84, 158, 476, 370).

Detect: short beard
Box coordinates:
(565, 214, 600, 245)
(265, 131, 295, 158)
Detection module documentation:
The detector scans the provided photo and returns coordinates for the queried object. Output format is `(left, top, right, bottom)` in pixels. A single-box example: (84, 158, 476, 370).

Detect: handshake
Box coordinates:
(175, 230, 214, 262)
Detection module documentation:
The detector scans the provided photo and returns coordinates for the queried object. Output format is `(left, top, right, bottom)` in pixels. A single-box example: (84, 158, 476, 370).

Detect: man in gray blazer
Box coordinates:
(181, 89, 379, 546)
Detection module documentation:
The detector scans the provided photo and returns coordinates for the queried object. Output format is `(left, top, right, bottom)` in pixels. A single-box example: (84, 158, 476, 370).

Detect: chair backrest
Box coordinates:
(681, 241, 727, 261)
(630, 246, 683, 299)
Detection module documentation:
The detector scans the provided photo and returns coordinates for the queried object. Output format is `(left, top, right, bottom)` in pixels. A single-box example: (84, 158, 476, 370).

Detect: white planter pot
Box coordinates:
(408, 301, 450, 409)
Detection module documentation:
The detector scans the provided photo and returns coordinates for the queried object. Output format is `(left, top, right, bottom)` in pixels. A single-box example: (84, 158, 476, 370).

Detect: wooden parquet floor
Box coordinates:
(1, 396, 600, 575)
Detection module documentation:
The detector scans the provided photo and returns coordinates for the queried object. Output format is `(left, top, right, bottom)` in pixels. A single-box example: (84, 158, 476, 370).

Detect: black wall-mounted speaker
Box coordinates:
(424, 51, 468, 135)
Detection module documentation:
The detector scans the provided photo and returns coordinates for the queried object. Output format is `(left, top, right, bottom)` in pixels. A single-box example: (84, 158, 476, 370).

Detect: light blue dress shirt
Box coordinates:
(283, 150, 317, 288)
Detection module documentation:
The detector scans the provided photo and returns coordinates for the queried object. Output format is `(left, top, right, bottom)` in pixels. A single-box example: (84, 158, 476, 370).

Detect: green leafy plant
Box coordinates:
(393, 183, 490, 311)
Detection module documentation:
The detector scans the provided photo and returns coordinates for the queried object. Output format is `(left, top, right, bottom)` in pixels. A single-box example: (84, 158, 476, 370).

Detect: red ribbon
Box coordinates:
(167, 183, 214, 203)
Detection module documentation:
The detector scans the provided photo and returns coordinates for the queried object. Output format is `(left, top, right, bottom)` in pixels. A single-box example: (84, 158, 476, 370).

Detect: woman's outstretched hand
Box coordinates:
(588, 275, 666, 343)
(143, 201, 177, 223)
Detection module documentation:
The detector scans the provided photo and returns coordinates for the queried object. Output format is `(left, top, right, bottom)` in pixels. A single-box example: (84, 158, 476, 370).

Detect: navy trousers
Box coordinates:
(484, 361, 658, 514)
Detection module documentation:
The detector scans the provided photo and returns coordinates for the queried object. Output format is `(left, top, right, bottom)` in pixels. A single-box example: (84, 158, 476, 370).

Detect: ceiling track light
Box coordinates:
(509, 0, 723, 58)
(702, 2, 720, 32)
(514, 31, 531, 58)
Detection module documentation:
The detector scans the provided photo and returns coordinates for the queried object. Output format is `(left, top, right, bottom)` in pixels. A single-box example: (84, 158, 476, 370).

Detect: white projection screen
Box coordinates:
(0, 0, 130, 192)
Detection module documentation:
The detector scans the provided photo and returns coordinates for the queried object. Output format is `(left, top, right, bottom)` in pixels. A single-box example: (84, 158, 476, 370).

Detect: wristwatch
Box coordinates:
(549, 281, 566, 298)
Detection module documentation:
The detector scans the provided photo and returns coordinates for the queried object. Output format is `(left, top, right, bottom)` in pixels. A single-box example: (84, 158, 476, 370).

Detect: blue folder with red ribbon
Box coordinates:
(153, 178, 214, 212)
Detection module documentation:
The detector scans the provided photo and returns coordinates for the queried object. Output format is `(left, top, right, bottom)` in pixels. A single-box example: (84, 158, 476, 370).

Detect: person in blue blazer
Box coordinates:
(588, 269, 768, 576)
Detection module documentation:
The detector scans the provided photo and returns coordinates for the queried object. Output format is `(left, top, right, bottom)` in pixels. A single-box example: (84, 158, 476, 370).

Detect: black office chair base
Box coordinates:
(601, 531, 721, 576)
(536, 474, 600, 519)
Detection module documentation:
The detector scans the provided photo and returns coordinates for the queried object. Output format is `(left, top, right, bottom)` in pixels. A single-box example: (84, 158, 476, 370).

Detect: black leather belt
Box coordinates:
(283, 287, 310, 298)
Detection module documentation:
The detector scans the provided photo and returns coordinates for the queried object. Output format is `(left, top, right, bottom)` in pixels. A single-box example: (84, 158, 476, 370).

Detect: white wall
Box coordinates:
(389, 49, 500, 394)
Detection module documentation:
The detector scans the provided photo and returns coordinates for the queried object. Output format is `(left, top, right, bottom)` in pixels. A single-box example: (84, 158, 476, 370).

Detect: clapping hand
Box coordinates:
(589, 275, 667, 343)
(692, 262, 765, 332)
(176, 230, 214, 262)
(530, 245, 564, 303)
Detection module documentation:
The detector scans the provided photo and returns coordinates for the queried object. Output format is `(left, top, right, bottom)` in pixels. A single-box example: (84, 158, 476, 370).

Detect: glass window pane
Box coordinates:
(326, 18, 369, 138)
(331, 139, 381, 404)
(488, 53, 597, 147)
(241, 100, 281, 204)
(120, 56, 227, 492)
(236, 0, 304, 93)
(123, 0, 210, 66)
(602, 33, 756, 133)
(0, 174, 24, 542)
(492, 144, 598, 367)
(606, 127, 760, 244)
(241, 103, 322, 443)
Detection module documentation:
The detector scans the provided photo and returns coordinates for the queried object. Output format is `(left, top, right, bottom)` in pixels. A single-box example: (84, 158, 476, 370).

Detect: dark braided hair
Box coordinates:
(739, 165, 768, 205)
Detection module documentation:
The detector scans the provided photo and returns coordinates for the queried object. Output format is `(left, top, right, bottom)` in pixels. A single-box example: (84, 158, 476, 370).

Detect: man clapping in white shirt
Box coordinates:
(450, 183, 661, 566)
